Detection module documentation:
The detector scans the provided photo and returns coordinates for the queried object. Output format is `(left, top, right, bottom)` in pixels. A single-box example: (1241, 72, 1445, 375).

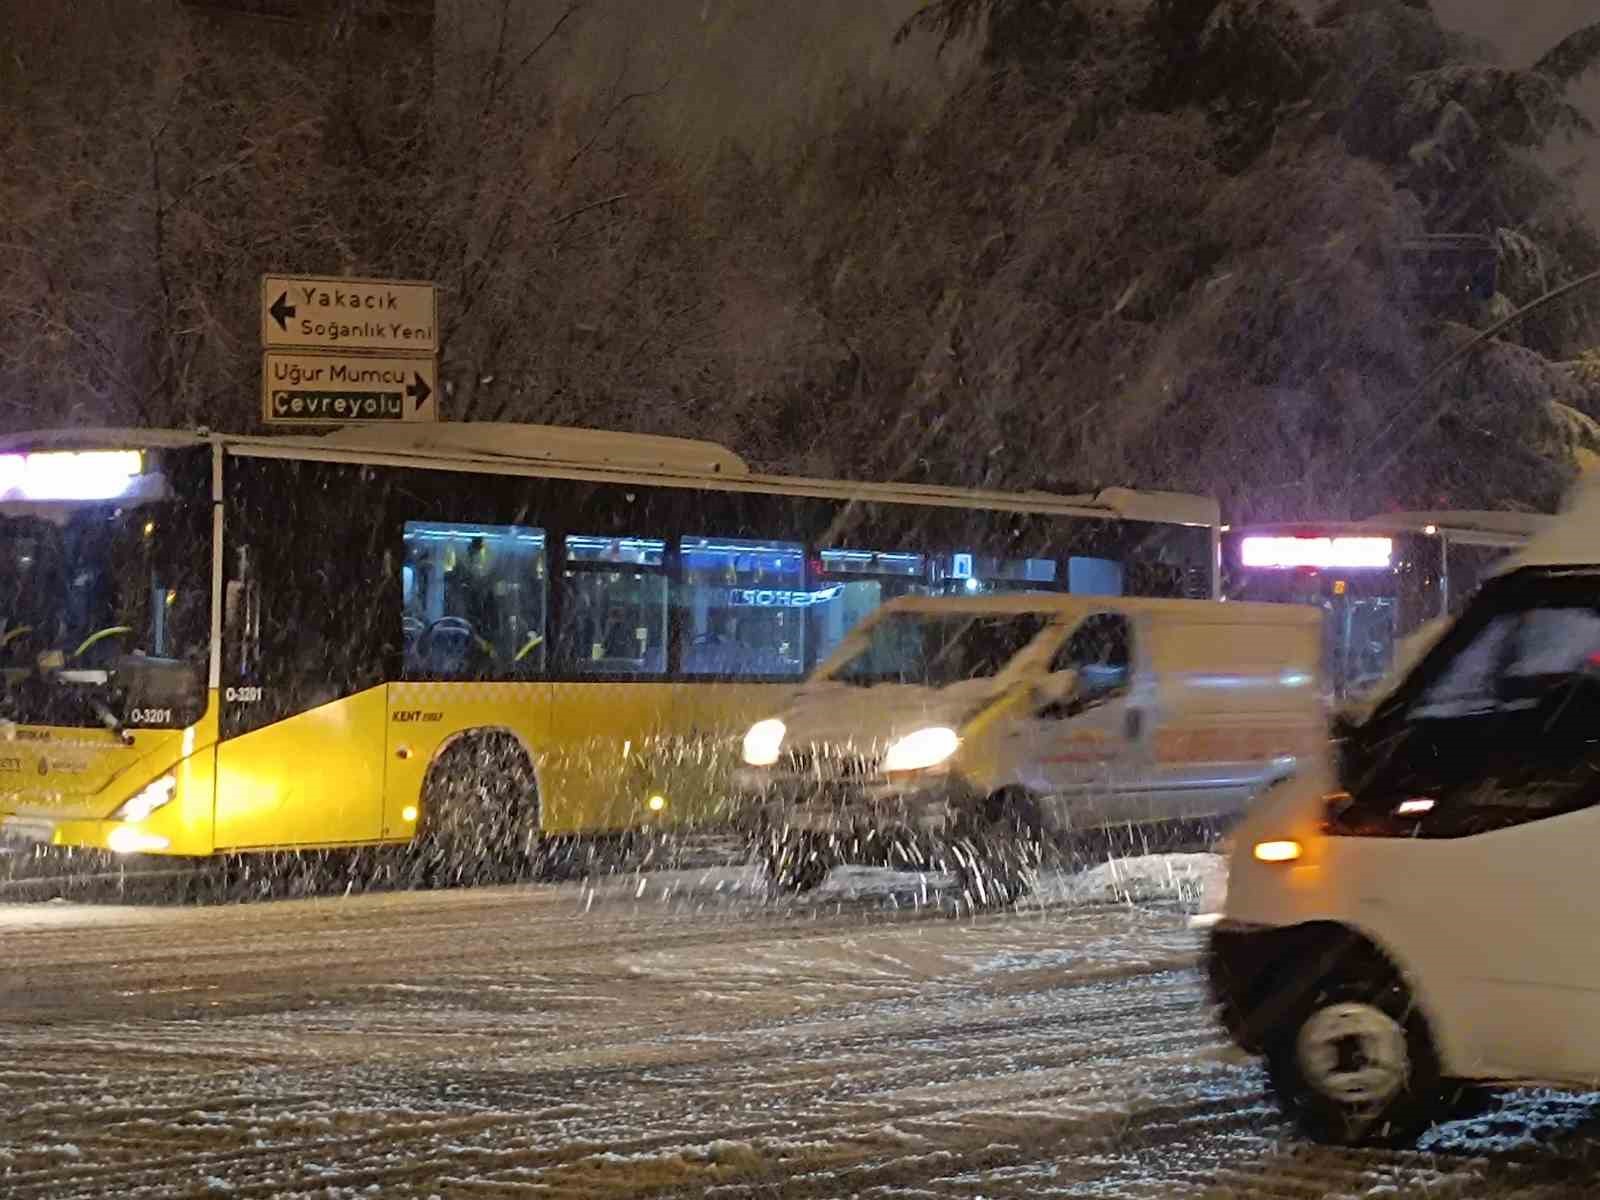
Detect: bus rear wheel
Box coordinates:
(414, 732, 540, 886)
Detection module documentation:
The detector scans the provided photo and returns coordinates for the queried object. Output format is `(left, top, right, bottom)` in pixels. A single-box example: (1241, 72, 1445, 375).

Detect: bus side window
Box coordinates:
(400, 522, 548, 681)
(678, 536, 806, 678)
(559, 535, 667, 676)
(809, 548, 928, 667)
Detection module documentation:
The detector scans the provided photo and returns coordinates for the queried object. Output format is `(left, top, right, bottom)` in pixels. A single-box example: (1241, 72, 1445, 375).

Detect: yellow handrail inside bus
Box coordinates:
(74, 626, 133, 659)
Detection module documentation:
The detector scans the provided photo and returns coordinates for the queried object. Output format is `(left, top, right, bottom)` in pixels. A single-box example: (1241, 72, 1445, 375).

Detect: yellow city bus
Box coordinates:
(0, 423, 1219, 868)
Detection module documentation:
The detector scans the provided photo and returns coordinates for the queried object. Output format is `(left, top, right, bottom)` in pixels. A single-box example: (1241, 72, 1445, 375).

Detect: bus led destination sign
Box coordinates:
(262, 352, 437, 424)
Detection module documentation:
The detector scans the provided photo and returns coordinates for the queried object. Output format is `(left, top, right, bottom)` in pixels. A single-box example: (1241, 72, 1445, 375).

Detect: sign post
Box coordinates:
(259, 273, 438, 425)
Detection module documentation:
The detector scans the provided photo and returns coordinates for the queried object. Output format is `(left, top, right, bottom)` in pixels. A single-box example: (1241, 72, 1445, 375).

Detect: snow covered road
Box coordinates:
(2, 859, 1598, 1197)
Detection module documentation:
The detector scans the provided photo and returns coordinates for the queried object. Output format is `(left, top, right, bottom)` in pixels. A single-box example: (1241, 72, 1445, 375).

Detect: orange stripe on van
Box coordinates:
(1153, 727, 1319, 764)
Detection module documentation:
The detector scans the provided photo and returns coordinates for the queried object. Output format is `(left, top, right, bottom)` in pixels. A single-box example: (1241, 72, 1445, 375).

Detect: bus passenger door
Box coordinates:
(215, 687, 392, 849)
(213, 458, 395, 851)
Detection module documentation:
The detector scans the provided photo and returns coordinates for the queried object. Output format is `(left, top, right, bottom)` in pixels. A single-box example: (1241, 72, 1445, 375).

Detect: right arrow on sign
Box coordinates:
(406, 372, 432, 414)
(269, 291, 296, 331)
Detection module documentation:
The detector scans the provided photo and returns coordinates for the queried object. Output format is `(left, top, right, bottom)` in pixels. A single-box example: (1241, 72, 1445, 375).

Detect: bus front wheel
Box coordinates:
(415, 731, 540, 885)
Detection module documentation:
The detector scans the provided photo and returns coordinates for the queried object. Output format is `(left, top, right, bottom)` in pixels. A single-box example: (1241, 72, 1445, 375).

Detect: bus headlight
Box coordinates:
(882, 727, 960, 774)
(108, 828, 171, 854)
(114, 774, 176, 823)
(742, 719, 786, 767)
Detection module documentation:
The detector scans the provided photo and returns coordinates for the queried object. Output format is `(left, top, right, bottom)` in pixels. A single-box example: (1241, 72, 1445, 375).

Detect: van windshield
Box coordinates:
(827, 611, 1049, 689)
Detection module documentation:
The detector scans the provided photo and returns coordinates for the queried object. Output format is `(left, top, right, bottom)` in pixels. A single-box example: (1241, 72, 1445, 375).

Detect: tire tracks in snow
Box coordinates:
(3, 880, 1598, 1197)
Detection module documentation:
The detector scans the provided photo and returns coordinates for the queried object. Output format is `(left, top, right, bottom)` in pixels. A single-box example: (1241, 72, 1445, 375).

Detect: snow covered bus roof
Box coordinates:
(0, 424, 1221, 528)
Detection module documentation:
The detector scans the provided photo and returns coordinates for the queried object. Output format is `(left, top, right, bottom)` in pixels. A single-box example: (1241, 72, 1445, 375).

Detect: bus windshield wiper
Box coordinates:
(88, 695, 135, 747)
(34, 658, 135, 746)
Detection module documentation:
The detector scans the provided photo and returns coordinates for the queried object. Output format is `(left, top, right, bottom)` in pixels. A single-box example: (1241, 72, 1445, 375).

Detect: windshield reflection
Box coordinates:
(0, 498, 209, 730)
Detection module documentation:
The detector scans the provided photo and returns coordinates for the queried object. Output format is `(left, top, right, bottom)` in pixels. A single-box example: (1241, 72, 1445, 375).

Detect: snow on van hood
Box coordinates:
(775, 677, 1006, 751)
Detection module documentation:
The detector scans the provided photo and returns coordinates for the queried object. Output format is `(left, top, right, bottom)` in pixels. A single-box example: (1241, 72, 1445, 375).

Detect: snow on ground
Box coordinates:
(1042, 852, 1226, 909)
(2, 854, 1598, 1197)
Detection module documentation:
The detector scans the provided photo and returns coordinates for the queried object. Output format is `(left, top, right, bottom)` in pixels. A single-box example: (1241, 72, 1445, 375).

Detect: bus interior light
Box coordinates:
(1240, 536, 1392, 570)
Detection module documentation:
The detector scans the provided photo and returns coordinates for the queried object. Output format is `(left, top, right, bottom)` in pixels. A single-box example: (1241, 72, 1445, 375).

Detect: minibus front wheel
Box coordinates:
(1265, 950, 1443, 1147)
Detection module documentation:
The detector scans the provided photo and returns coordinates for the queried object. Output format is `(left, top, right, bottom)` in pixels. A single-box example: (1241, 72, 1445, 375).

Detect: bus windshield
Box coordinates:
(827, 611, 1050, 689)
(1220, 523, 1532, 701)
(1225, 568, 1399, 699)
(0, 453, 211, 731)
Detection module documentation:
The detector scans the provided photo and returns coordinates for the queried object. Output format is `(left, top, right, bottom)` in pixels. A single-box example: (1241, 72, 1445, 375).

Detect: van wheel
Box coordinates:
(1266, 963, 1443, 1146)
(762, 831, 833, 894)
(414, 732, 540, 886)
(949, 789, 1043, 907)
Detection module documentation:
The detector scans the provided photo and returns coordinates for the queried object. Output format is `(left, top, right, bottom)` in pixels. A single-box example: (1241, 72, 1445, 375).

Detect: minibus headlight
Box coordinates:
(113, 774, 176, 823)
(882, 727, 960, 774)
(742, 718, 787, 767)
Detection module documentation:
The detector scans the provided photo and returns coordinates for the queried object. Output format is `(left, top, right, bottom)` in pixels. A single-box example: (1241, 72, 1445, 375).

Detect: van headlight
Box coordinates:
(742, 718, 787, 767)
(882, 727, 960, 774)
(114, 774, 176, 823)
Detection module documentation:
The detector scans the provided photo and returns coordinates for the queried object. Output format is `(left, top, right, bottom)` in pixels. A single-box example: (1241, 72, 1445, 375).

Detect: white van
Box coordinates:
(1207, 471, 1600, 1146)
(734, 593, 1324, 893)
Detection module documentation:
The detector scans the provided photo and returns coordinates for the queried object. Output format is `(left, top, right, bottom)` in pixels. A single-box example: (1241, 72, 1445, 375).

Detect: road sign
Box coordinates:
(260, 274, 438, 353)
(262, 352, 437, 424)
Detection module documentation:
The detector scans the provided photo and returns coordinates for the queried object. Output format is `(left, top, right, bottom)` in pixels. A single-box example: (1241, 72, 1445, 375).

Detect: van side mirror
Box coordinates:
(1033, 669, 1080, 716)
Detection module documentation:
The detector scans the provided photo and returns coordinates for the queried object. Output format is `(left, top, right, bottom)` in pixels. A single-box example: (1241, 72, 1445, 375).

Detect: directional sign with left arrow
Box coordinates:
(260, 274, 437, 353)
(262, 352, 438, 424)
